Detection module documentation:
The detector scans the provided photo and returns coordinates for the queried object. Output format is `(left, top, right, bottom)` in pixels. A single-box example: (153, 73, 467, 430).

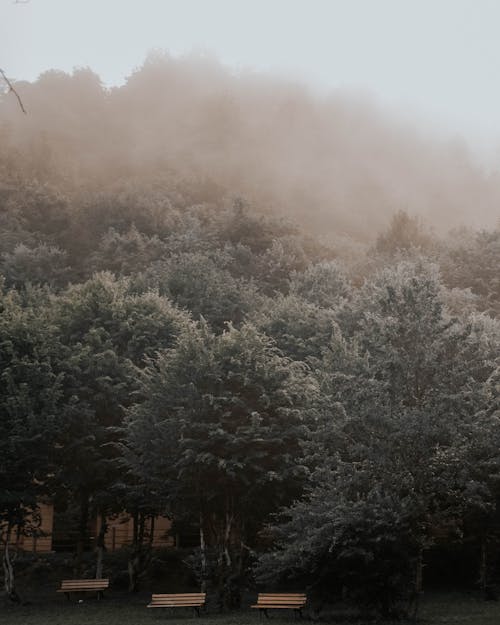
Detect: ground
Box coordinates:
(2, 552, 499, 624)
(2, 592, 500, 625)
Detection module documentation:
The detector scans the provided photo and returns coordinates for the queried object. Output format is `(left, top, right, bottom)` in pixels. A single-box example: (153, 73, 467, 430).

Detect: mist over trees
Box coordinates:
(1, 52, 499, 237)
(0, 54, 499, 616)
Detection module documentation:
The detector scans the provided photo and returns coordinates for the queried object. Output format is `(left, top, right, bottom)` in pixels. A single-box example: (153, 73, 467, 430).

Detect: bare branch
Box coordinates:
(0, 69, 27, 114)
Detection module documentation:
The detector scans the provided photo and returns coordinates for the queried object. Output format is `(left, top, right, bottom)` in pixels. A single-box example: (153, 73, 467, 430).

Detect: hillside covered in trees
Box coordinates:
(1, 55, 499, 617)
(2, 53, 500, 236)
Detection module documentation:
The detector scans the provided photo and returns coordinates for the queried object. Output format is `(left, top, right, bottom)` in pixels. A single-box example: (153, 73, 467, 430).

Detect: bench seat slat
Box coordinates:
(149, 601, 205, 603)
(257, 594, 306, 598)
(253, 602, 306, 604)
(56, 586, 108, 592)
(59, 579, 109, 584)
(254, 599, 306, 603)
(148, 601, 205, 608)
(254, 598, 306, 602)
(252, 603, 306, 607)
(61, 582, 108, 588)
(61, 583, 108, 588)
(150, 599, 205, 604)
(255, 597, 306, 600)
(152, 592, 206, 599)
(148, 601, 205, 604)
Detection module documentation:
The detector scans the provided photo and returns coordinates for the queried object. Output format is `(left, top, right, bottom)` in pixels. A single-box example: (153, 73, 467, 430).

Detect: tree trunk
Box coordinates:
(2, 525, 21, 603)
(415, 549, 423, 594)
(224, 510, 233, 568)
(132, 509, 139, 545)
(479, 535, 487, 595)
(199, 510, 207, 593)
(128, 510, 140, 593)
(127, 555, 140, 592)
(238, 521, 246, 576)
(409, 548, 424, 621)
(74, 491, 89, 576)
(138, 513, 145, 549)
(127, 510, 153, 593)
(218, 498, 238, 611)
(148, 515, 155, 548)
(95, 511, 107, 579)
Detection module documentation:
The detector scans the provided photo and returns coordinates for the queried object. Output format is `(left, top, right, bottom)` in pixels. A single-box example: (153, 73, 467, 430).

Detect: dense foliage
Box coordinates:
(1, 58, 499, 615)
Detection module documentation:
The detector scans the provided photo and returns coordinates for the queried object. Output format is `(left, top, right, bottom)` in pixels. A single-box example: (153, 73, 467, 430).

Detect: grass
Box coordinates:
(418, 592, 500, 624)
(2, 591, 500, 625)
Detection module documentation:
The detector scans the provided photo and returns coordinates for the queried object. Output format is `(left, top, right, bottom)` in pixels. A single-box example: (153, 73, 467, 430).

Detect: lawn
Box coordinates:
(2, 592, 500, 625)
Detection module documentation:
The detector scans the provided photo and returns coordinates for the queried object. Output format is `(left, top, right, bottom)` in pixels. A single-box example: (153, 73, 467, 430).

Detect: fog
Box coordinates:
(1, 53, 498, 239)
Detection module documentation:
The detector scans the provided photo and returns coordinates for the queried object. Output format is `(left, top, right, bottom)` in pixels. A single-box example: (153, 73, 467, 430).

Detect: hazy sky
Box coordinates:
(2, 0, 500, 158)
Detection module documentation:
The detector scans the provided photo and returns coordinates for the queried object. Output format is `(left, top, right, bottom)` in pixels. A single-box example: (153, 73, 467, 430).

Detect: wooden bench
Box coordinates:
(57, 578, 109, 600)
(147, 593, 207, 616)
(251, 593, 307, 618)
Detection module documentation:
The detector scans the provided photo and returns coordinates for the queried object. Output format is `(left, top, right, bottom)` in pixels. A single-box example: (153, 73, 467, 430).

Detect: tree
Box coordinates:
(89, 226, 167, 276)
(289, 260, 349, 309)
(50, 273, 189, 576)
(375, 210, 435, 257)
(135, 252, 259, 331)
(439, 227, 500, 316)
(2, 243, 69, 289)
(257, 261, 500, 618)
(249, 294, 339, 363)
(256, 237, 309, 295)
(124, 321, 318, 607)
(0, 283, 62, 601)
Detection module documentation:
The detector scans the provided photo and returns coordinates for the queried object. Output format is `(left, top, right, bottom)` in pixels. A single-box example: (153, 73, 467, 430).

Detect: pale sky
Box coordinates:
(2, 0, 500, 160)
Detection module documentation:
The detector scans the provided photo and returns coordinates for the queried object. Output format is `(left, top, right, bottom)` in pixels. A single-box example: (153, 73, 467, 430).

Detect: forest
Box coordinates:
(0, 54, 499, 619)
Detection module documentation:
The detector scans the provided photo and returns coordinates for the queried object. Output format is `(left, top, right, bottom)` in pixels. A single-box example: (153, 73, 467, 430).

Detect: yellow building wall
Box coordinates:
(95, 512, 175, 550)
(13, 502, 53, 553)
(12, 503, 174, 553)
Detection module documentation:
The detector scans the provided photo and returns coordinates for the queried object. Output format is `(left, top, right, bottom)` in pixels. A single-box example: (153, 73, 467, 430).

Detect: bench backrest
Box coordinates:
(60, 579, 109, 590)
(149, 593, 206, 606)
(256, 593, 307, 607)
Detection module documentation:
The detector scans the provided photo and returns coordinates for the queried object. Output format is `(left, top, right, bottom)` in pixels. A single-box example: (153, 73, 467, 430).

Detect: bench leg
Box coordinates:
(259, 608, 269, 619)
(64, 592, 71, 602)
(193, 606, 201, 617)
